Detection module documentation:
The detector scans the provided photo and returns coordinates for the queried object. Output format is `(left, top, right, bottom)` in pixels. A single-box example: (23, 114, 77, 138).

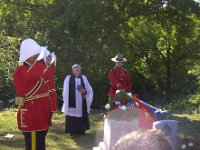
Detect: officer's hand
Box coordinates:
(46, 55, 52, 67)
(81, 89, 87, 95)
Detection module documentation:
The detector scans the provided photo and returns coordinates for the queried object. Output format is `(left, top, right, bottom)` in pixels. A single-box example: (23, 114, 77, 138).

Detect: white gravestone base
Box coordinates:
(93, 107, 144, 150)
(153, 120, 177, 150)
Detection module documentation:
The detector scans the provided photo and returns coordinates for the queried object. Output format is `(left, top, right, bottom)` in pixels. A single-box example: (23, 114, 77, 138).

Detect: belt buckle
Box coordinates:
(15, 97, 25, 105)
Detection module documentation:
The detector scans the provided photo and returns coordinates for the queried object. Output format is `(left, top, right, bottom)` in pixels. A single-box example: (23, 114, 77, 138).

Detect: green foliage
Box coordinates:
(189, 93, 200, 107)
(161, 92, 200, 111)
(0, 0, 200, 109)
(124, 12, 200, 101)
(0, 33, 20, 106)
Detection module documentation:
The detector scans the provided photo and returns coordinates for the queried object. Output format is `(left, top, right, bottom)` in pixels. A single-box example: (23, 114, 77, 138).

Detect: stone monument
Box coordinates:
(93, 107, 141, 150)
(153, 120, 177, 150)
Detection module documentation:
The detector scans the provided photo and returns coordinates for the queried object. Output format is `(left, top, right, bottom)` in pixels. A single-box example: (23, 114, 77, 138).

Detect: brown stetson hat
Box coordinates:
(111, 53, 127, 62)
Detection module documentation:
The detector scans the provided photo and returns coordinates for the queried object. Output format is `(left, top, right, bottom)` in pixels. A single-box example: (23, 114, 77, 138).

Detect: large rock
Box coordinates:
(0, 101, 4, 111)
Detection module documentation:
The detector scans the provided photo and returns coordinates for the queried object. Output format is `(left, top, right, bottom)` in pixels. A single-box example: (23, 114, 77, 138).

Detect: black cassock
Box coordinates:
(65, 75, 90, 135)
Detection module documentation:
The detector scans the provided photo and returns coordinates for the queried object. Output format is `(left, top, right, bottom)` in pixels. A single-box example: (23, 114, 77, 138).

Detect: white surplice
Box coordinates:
(61, 75, 93, 117)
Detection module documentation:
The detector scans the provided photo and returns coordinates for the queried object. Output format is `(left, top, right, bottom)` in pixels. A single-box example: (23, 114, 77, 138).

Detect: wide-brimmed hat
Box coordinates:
(19, 38, 42, 62)
(111, 53, 127, 62)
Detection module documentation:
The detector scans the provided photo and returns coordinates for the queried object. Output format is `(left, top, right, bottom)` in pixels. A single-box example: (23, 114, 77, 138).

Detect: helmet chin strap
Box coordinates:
(25, 54, 39, 66)
(24, 61, 32, 66)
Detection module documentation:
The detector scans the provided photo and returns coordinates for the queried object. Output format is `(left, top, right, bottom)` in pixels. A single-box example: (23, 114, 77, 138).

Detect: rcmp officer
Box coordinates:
(13, 38, 54, 150)
(108, 53, 132, 98)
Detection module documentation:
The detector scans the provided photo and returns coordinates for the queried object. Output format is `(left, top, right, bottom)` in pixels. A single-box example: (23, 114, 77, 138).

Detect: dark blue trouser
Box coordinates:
(23, 130, 48, 150)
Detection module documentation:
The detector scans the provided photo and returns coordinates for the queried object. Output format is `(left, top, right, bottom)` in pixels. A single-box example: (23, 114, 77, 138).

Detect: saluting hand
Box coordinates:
(46, 55, 52, 67)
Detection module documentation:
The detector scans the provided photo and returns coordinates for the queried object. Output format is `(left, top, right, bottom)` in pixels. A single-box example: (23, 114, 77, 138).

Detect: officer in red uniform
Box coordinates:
(13, 39, 52, 150)
(43, 53, 57, 126)
(43, 53, 57, 113)
(108, 53, 132, 98)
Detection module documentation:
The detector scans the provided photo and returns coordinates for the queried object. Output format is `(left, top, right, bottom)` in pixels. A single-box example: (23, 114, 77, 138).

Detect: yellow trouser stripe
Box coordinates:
(31, 131, 36, 150)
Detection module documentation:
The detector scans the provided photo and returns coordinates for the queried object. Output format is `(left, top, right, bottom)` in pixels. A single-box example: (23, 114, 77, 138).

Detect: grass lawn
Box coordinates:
(0, 109, 199, 150)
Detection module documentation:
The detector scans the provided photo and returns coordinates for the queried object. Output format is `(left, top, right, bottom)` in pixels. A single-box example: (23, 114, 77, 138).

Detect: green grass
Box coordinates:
(0, 109, 200, 150)
(171, 113, 200, 140)
(0, 109, 104, 150)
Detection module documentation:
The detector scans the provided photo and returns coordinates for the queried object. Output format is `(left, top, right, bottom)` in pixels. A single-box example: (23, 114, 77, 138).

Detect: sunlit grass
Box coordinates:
(0, 109, 104, 150)
(0, 109, 199, 149)
(171, 112, 200, 142)
(172, 113, 200, 121)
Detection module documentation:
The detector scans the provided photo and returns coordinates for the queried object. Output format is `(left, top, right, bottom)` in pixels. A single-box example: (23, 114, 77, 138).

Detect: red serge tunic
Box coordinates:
(13, 61, 51, 131)
(108, 67, 132, 98)
(43, 64, 57, 112)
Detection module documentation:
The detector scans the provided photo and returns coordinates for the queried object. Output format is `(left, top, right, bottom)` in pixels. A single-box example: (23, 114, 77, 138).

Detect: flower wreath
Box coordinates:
(103, 90, 138, 115)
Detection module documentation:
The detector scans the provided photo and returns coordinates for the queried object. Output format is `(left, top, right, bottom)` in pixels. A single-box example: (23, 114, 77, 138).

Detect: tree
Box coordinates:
(0, 0, 199, 108)
(0, 32, 19, 106)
